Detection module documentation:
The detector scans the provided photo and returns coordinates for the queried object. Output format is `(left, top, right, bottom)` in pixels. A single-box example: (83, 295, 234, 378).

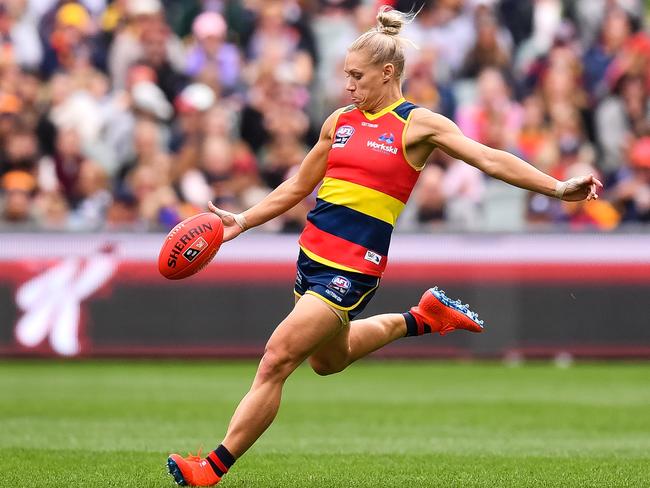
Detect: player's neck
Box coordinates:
(364, 89, 404, 115)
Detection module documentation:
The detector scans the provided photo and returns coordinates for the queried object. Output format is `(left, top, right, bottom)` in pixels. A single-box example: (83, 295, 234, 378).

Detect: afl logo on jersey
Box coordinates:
(333, 125, 355, 148)
(378, 132, 395, 144)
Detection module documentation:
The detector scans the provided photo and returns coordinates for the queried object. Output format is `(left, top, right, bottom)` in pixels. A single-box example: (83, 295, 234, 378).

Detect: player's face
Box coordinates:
(343, 49, 387, 111)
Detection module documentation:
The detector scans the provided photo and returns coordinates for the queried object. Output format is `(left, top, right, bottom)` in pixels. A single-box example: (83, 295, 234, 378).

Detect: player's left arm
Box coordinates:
(415, 110, 603, 201)
(209, 108, 340, 242)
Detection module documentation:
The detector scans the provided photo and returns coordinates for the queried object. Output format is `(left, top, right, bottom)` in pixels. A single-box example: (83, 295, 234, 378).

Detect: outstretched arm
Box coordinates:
(209, 109, 340, 242)
(418, 111, 602, 201)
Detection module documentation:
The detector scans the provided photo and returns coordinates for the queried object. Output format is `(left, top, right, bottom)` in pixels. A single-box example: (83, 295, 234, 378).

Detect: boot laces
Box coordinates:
(185, 447, 204, 462)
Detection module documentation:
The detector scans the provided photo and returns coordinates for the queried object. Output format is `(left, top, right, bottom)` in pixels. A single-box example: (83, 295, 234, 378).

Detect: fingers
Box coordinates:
(207, 201, 236, 224)
(584, 175, 603, 201)
(207, 201, 226, 216)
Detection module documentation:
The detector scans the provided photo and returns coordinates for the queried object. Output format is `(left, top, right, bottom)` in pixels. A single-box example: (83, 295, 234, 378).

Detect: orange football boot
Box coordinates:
(410, 287, 484, 335)
(167, 453, 221, 486)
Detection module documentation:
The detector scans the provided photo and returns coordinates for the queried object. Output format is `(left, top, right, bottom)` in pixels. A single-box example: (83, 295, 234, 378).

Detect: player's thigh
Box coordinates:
(265, 293, 343, 365)
(308, 325, 350, 371)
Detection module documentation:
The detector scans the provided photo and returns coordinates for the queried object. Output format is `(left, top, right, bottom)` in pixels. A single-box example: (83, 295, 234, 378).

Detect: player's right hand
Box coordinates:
(207, 201, 248, 242)
(556, 174, 603, 202)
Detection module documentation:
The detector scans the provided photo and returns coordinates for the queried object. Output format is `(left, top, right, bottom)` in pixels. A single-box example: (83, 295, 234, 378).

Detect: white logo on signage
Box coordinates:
(366, 140, 398, 155)
(364, 250, 382, 265)
(14, 250, 117, 356)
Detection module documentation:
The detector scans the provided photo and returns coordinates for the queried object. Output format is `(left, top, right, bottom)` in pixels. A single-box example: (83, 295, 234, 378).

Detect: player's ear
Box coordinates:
(382, 63, 394, 83)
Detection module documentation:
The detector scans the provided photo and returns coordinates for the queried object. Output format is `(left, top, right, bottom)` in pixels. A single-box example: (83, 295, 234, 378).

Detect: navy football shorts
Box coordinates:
(294, 250, 380, 324)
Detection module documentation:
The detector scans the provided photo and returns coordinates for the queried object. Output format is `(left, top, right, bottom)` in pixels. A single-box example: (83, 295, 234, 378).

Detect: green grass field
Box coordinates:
(1, 361, 648, 487)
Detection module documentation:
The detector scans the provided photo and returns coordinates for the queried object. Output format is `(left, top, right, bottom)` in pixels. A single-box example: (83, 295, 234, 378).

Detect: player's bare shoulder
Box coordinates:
(407, 107, 462, 151)
(403, 107, 451, 153)
(320, 105, 354, 142)
(409, 108, 452, 139)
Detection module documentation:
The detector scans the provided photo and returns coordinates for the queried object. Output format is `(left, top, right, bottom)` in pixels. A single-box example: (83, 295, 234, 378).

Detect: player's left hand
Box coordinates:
(556, 174, 603, 202)
(207, 201, 248, 242)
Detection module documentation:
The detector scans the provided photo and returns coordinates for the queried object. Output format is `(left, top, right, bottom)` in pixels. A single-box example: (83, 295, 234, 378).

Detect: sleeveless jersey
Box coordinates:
(299, 98, 421, 277)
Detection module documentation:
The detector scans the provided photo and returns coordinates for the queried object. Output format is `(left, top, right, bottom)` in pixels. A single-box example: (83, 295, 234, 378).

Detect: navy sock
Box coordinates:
(403, 312, 419, 337)
(206, 444, 235, 478)
(403, 311, 432, 336)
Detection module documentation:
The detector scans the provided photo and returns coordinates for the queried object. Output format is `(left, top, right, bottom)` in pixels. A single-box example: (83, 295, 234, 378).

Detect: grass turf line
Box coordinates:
(0, 361, 648, 487)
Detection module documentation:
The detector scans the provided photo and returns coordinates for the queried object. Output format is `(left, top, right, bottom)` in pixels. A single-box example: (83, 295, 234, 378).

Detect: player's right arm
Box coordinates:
(409, 109, 602, 202)
(209, 109, 342, 242)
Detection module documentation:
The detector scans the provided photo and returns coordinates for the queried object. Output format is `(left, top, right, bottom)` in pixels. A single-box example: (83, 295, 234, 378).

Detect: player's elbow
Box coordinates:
(291, 176, 317, 201)
(477, 148, 501, 178)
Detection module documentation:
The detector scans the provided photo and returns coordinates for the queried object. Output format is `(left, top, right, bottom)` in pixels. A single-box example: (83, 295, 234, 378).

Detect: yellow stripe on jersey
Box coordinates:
(362, 97, 406, 121)
(317, 177, 405, 226)
(299, 245, 362, 274)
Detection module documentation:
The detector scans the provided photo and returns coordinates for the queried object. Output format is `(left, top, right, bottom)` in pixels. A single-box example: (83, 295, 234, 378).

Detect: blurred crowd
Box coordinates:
(0, 0, 649, 232)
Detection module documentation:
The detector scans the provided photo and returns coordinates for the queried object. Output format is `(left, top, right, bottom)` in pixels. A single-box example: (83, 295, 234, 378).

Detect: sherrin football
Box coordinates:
(158, 212, 224, 280)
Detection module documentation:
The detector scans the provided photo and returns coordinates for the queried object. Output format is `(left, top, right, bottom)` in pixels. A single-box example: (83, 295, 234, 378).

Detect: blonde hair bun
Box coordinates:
(376, 6, 405, 36)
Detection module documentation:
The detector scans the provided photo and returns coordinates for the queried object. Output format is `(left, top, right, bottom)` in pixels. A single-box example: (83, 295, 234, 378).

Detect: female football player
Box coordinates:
(168, 7, 601, 486)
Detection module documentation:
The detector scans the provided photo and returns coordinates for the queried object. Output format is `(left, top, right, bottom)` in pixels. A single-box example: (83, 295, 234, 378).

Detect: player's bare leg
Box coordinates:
(309, 313, 405, 375)
(309, 287, 484, 376)
(221, 294, 342, 455)
(168, 294, 342, 486)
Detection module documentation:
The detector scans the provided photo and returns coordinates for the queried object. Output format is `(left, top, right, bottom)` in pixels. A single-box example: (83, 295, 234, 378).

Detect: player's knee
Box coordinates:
(309, 356, 346, 376)
(256, 349, 298, 383)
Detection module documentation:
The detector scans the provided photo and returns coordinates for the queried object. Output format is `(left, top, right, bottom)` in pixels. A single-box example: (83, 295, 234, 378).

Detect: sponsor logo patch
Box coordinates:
(328, 275, 351, 295)
(183, 237, 208, 262)
(378, 132, 395, 144)
(364, 250, 382, 265)
(333, 125, 355, 148)
(362, 121, 379, 128)
(366, 140, 398, 155)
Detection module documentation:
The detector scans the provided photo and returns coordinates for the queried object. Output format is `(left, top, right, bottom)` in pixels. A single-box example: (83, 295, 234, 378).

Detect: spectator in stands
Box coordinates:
(0, 169, 37, 224)
(456, 67, 523, 150)
(401, 0, 475, 79)
(413, 164, 446, 228)
(170, 82, 216, 180)
(460, 5, 511, 79)
(127, 162, 179, 228)
(116, 118, 170, 195)
(69, 158, 111, 229)
(243, 0, 315, 87)
(609, 136, 650, 222)
(43, 126, 86, 206)
(0, 126, 40, 177)
(403, 47, 456, 119)
(40, 2, 104, 78)
(583, 6, 634, 101)
(596, 74, 650, 177)
(517, 94, 552, 167)
(185, 11, 241, 97)
(0, 2, 42, 70)
(108, 0, 185, 92)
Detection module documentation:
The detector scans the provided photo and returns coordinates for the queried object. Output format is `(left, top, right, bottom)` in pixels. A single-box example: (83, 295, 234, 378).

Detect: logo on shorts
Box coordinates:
(328, 275, 351, 295)
(333, 125, 355, 148)
(183, 237, 208, 262)
(364, 250, 382, 266)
